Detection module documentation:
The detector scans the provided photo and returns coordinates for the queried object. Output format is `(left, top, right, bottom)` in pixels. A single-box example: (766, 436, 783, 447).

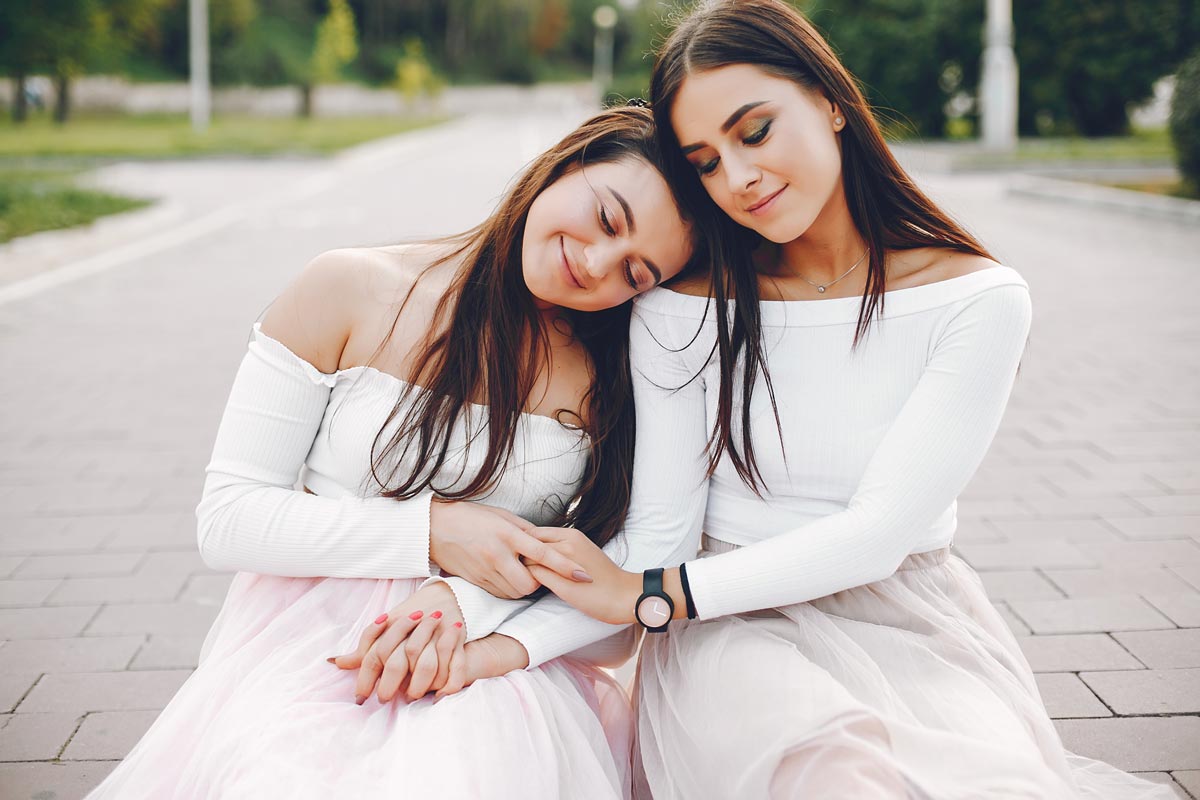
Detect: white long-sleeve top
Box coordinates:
(492, 266, 1032, 668)
(195, 324, 590, 639)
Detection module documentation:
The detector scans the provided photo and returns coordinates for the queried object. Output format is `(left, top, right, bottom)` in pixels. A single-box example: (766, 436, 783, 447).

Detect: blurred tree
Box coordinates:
(800, 0, 984, 137)
(1015, 0, 1198, 136)
(304, 0, 358, 115)
(1170, 49, 1200, 193)
(394, 37, 441, 103)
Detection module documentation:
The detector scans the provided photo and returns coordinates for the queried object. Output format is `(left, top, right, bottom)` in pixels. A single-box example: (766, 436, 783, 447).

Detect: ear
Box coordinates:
(829, 99, 845, 131)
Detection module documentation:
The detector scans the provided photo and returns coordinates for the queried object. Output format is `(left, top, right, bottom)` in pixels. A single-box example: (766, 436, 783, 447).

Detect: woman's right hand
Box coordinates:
(428, 500, 592, 599)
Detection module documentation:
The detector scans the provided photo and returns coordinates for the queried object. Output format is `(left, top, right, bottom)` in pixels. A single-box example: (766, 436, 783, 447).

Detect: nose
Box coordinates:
(582, 239, 625, 283)
(723, 151, 760, 196)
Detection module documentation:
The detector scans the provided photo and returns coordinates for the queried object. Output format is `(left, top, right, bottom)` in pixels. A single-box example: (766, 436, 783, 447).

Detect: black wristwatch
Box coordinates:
(634, 568, 674, 632)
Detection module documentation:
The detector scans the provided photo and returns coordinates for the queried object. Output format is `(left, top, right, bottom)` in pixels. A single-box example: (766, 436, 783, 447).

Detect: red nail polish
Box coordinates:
(431, 610, 443, 619)
(354, 695, 366, 706)
(326, 656, 337, 664)
(453, 622, 463, 628)
(409, 610, 423, 620)
(373, 613, 389, 625)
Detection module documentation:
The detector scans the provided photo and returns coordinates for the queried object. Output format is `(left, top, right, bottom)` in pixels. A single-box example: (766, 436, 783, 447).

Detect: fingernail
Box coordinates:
(454, 621, 463, 629)
(408, 610, 423, 620)
(431, 610, 443, 619)
(326, 656, 337, 664)
(354, 695, 366, 706)
(572, 569, 593, 582)
(373, 613, 389, 625)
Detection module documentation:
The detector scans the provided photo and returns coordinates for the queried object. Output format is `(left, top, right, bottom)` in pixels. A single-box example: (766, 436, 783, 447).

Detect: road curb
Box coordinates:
(1007, 174, 1200, 225)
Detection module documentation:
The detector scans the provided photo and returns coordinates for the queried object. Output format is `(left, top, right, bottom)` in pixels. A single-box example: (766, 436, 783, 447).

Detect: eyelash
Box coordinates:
(599, 205, 641, 290)
(695, 118, 774, 177)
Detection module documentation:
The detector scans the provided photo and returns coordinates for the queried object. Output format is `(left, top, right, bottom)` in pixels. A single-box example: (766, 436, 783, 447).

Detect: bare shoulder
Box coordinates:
(259, 244, 453, 375)
(887, 247, 1004, 291)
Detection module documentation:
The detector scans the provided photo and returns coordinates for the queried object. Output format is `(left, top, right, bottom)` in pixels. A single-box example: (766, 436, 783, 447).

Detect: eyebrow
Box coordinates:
(680, 100, 770, 154)
(607, 185, 662, 285)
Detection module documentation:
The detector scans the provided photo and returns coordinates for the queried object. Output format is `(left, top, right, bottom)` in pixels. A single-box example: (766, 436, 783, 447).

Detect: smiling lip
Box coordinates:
(747, 186, 786, 216)
(560, 236, 585, 289)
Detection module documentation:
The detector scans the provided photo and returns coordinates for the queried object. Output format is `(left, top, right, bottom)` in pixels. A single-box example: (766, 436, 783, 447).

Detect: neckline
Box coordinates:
(251, 323, 588, 437)
(639, 266, 1025, 327)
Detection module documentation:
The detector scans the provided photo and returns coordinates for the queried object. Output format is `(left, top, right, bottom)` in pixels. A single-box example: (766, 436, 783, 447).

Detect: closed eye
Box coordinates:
(599, 206, 617, 236)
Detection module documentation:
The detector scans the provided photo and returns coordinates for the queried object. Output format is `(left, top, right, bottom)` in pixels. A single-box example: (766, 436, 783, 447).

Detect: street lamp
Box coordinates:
(593, 5, 618, 107)
(980, 0, 1017, 151)
(189, 0, 211, 132)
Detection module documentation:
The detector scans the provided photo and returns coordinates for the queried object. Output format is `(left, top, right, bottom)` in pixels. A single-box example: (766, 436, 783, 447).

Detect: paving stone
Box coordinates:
(0, 674, 40, 714)
(62, 709, 159, 760)
(129, 635, 205, 670)
(0, 636, 143, 674)
(978, 570, 1063, 600)
(0, 556, 24, 578)
(1145, 594, 1200, 627)
(1172, 564, 1200, 592)
(177, 572, 234, 605)
(1042, 567, 1198, 598)
(13, 551, 144, 578)
(46, 571, 189, 605)
(0, 578, 62, 607)
(1055, 717, 1200, 771)
(0, 712, 82, 761)
(951, 519, 1005, 543)
(1007, 596, 1174, 634)
(1080, 669, 1200, 715)
(1081, 540, 1200, 569)
(1033, 673, 1111, 718)
(1017, 634, 1144, 672)
(955, 541, 1096, 571)
(956, 498, 1035, 521)
(1114, 630, 1200, 669)
(85, 600, 219, 637)
(0, 761, 117, 799)
(1131, 773, 1191, 799)
(1106, 516, 1200, 541)
(17, 669, 191, 713)
(0, 605, 98, 639)
(1024, 495, 1148, 519)
(1135, 495, 1200, 516)
(136, 549, 212, 574)
(989, 518, 1119, 543)
(0, 524, 108, 556)
(992, 602, 1031, 636)
(1173, 771, 1200, 799)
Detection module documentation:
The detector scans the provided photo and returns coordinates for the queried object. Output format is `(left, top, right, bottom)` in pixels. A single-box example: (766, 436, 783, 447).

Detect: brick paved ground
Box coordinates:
(0, 112, 1197, 798)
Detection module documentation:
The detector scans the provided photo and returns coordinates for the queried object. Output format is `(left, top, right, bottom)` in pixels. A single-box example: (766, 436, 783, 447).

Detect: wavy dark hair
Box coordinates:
(650, 0, 993, 492)
(368, 106, 697, 549)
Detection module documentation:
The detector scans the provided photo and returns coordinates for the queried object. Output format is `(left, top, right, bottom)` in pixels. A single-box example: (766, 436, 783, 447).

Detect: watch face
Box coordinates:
(637, 596, 672, 628)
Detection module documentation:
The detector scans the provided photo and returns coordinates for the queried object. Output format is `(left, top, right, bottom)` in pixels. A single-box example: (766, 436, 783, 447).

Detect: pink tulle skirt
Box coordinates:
(634, 540, 1174, 799)
(86, 573, 633, 799)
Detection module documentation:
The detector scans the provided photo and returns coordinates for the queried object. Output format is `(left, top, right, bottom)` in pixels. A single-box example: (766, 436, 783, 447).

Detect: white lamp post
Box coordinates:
(593, 5, 618, 107)
(980, 0, 1017, 151)
(189, 0, 211, 132)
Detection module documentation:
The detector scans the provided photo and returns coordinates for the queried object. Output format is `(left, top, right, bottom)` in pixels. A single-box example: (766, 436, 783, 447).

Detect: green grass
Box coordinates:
(0, 168, 150, 243)
(1105, 178, 1200, 200)
(955, 128, 1175, 165)
(0, 112, 448, 159)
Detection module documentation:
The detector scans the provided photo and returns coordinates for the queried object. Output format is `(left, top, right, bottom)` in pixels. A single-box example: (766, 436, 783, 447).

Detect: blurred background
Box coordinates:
(1, 0, 1197, 245)
(2, 4, 1200, 797)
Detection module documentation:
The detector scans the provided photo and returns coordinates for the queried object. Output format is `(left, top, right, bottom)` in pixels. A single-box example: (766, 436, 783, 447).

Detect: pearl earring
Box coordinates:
(835, 116, 844, 126)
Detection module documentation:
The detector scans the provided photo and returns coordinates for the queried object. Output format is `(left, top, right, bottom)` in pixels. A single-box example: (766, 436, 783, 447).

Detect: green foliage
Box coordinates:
(798, 0, 983, 138)
(1015, 0, 1197, 136)
(0, 167, 149, 243)
(311, 0, 358, 84)
(1170, 50, 1200, 192)
(394, 39, 442, 103)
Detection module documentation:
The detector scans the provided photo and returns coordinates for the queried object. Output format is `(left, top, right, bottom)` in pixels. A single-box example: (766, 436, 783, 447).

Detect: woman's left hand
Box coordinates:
(329, 581, 466, 704)
(523, 527, 640, 625)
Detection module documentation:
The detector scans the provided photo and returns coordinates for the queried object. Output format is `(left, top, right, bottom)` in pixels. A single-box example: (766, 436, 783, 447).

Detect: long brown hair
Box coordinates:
(650, 0, 993, 492)
(369, 106, 696, 549)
